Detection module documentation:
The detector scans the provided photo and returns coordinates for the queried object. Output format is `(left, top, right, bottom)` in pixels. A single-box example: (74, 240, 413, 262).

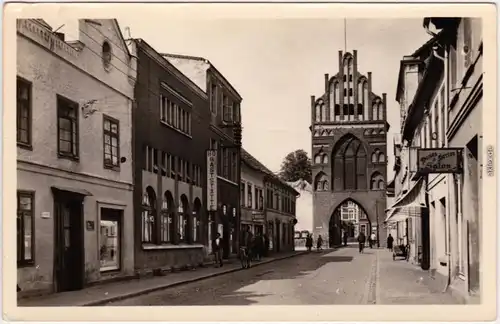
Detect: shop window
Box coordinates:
(17, 191, 34, 266)
(193, 198, 202, 243)
(142, 187, 156, 243)
(160, 191, 174, 243)
(100, 208, 121, 272)
(178, 194, 190, 243)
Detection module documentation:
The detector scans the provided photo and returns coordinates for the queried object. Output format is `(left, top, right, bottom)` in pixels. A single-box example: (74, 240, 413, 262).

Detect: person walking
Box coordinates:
(305, 234, 313, 252)
(357, 231, 366, 253)
(387, 233, 394, 251)
(343, 230, 349, 247)
(316, 235, 323, 251)
(370, 232, 376, 249)
(212, 232, 223, 267)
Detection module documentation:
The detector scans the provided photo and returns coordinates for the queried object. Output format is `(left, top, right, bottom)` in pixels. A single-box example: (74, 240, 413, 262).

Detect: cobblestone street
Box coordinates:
(107, 246, 374, 306)
(105, 246, 462, 306)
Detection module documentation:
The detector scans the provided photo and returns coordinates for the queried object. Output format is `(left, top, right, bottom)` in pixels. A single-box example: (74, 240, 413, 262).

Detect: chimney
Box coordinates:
(324, 74, 329, 92)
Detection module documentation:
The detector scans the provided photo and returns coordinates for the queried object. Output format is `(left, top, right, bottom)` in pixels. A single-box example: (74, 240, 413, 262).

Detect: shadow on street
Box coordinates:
(110, 250, 357, 306)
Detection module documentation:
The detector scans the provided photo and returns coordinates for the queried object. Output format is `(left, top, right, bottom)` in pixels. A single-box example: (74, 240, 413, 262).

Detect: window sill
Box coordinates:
(160, 121, 192, 139)
(58, 153, 80, 162)
(142, 243, 204, 250)
(104, 164, 121, 172)
(217, 176, 238, 186)
(17, 142, 33, 151)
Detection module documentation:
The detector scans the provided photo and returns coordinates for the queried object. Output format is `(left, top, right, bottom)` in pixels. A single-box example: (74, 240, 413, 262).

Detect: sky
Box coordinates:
(42, 15, 432, 181)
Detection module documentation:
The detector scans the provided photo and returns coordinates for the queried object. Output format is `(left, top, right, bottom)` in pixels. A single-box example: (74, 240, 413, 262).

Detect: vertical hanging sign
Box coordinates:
(207, 150, 218, 211)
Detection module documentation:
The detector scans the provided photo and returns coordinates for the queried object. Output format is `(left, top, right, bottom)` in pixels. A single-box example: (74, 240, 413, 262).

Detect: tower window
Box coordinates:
(349, 88, 353, 96)
(349, 75, 353, 82)
(343, 75, 347, 81)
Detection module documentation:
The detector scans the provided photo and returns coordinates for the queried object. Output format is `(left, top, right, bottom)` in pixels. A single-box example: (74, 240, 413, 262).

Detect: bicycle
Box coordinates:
(239, 247, 251, 269)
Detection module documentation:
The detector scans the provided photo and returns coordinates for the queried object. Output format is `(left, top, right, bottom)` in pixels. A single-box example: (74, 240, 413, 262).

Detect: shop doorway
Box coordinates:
(53, 189, 85, 292)
(100, 208, 122, 272)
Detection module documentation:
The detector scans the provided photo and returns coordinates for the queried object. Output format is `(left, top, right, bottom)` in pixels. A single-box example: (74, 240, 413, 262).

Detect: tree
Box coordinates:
(278, 149, 312, 184)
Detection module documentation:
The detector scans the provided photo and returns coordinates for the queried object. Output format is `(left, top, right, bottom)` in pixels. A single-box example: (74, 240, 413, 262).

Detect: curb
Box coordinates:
(85, 251, 308, 306)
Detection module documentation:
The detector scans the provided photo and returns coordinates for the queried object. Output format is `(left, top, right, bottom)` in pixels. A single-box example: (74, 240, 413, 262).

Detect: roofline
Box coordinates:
(133, 39, 208, 99)
(112, 19, 131, 58)
(162, 52, 243, 101)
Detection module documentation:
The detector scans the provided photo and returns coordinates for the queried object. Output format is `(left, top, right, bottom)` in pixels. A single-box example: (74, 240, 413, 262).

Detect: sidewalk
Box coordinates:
(376, 249, 464, 304)
(18, 250, 306, 307)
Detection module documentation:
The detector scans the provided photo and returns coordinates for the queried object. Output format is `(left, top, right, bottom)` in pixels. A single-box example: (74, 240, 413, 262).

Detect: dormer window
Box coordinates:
(102, 41, 112, 70)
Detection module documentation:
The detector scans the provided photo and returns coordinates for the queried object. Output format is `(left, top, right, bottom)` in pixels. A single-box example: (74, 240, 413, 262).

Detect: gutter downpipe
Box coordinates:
(429, 32, 453, 292)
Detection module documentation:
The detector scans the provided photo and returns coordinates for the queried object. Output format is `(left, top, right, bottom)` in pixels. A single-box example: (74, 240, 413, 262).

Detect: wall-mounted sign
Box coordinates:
(417, 148, 463, 174)
(86, 221, 95, 231)
(207, 150, 218, 211)
(41, 212, 51, 219)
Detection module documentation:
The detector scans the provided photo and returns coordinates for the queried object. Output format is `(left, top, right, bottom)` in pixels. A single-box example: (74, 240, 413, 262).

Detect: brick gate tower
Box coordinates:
(310, 50, 390, 248)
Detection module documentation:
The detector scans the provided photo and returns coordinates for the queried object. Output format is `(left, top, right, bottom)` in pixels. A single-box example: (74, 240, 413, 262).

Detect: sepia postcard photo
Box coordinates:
(2, 2, 497, 322)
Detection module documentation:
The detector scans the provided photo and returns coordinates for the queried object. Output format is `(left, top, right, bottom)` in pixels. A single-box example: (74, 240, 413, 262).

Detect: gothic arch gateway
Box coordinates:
(310, 50, 389, 247)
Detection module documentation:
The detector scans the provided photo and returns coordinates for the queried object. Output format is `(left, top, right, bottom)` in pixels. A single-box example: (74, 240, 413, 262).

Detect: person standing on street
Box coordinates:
(305, 234, 313, 252)
(387, 233, 394, 251)
(370, 232, 376, 249)
(357, 231, 366, 253)
(212, 232, 223, 267)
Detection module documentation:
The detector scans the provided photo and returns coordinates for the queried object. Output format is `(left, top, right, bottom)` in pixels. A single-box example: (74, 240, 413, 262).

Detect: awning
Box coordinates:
(51, 185, 93, 196)
(384, 178, 427, 223)
(384, 207, 422, 224)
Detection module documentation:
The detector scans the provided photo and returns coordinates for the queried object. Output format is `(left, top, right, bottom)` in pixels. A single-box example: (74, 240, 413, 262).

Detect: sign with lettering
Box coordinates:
(417, 148, 463, 174)
(207, 150, 218, 211)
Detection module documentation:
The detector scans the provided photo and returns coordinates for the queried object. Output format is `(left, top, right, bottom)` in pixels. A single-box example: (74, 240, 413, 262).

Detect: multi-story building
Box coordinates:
(240, 149, 268, 235)
(387, 17, 482, 303)
(426, 17, 482, 303)
(163, 54, 243, 259)
(16, 19, 136, 296)
(130, 39, 210, 275)
(264, 175, 299, 253)
(310, 50, 390, 248)
(240, 149, 299, 253)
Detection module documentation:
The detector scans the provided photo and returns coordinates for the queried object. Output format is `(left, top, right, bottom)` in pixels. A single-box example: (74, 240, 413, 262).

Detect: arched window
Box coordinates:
(315, 104, 321, 122)
(160, 191, 174, 243)
(371, 149, 380, 163)
(314, 172, 329, 191)
(321, 154, 329, 164)
(332, 135, 367, 191)
(193, 198, 202, 243)
(370, 172, 384, 190)
(314, 154, 322, 164)
(372, 103, 378, 121)
(378, 102, 384, 120)
(322, 102, 329, 122)
(329, 86, 335, 111)
(372, 97, 382, 121)
(178, 194, 190, 242)
(378, 152, 386, 163)
(142, 186, 157, 243)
